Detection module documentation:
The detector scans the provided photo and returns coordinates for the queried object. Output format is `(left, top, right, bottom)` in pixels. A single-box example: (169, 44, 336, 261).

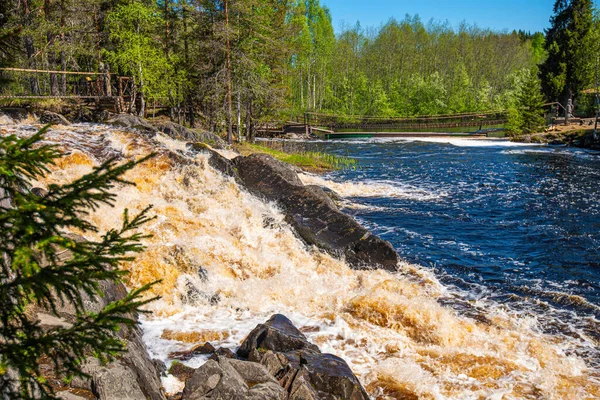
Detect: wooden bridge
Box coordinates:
(256, 111, 508, 140)
(0, 68, 137, 113)
(303, 111, 508, 139)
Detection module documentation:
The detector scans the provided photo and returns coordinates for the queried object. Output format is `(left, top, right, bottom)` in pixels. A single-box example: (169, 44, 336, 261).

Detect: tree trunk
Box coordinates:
(224, 0, 234, 144)
(60, 0, 66, 95)
(246, 100, 255, 143)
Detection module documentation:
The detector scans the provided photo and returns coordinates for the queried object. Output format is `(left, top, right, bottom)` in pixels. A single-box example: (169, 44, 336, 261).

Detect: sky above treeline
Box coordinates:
(322, 0, 576, 33)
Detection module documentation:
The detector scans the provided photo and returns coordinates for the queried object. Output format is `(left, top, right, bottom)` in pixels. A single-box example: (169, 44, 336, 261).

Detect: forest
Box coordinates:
(0, 0, 597, 134)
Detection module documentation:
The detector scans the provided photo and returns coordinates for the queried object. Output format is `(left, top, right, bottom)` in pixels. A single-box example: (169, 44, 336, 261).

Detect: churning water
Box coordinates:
(3, 119, 600, 399)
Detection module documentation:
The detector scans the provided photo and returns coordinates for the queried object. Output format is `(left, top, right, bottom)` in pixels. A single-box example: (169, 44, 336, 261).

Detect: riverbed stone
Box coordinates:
(233, 153, 399, 271)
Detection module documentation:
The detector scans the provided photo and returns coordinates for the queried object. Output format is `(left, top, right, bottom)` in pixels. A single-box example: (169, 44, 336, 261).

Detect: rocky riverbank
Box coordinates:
(513, 128, 600, 150)
(1, 108, 396, 399)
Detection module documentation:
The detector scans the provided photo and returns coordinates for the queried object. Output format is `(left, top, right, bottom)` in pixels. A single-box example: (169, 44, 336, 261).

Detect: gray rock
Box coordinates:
(169, 342, 216, 361)
(237, 314, 320, 359)
(55, 391, 93, 400)
(209, 347, 237, 361)
(40, 111, 71, 126)
(93, 362, 147, 400)
(169, 361, 196, 382)
(241, 315, 370, 400)
(157, 122, 227, 149)
(233, 154, 399, 271)
(182, 358, 285, 400)
(105, 114, 157, 134)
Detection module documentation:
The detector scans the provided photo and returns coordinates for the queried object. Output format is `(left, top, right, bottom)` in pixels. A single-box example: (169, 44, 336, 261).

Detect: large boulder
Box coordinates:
(105, 114, 157, 134)
(156, 122, 227, 149)
(182, 357, 285, 400)
(233, 153, 399, 271)
(237, 314, 319, 359)
(40, 110, 71, 126)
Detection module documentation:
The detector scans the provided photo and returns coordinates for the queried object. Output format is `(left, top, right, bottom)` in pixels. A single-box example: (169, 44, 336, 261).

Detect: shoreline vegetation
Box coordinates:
(234, 141, 357, 173)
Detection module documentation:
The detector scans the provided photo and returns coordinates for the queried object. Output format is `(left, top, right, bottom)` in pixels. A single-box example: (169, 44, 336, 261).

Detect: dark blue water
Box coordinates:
(310, 138, 600, 361)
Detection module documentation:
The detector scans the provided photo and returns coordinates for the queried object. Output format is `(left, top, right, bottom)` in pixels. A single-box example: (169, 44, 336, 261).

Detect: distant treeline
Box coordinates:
(0, 0, 584, 132)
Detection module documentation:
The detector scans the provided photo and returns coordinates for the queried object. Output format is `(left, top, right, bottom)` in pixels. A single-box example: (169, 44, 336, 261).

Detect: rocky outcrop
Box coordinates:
(157, 122, 227, 149)
(182, 357, 286, 400)
(237, 314, 369, 400)
(233, 153, 399, 271)
(42, 279, 167, 400)
(171, 315, 369, 400)
(40, 110, 71, 126)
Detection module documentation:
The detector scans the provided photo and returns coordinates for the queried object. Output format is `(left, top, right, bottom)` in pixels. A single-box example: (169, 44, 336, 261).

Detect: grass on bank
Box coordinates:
(235, 142, 357, 172)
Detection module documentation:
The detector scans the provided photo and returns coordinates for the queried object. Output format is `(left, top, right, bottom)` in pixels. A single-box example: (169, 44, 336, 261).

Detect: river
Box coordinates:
(302, 137, 600, 366)
(4, 119, 600, 398)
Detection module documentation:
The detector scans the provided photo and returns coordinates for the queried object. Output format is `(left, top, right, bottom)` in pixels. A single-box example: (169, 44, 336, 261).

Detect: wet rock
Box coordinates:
(181, 357, 285, 400)
(169, 342, 216, 361)
(288, 351, 370, 400)
(105, 114, 157, 134)
(209, 347, 237, 361)
(237, 314, 320, 359)
(169, 362, 196, 382)
(187, 143, 239, 181)
(0, 107, 29, 122)
(240, 315, 370, 400)
(40, 110, 71, 126)
(234, 154, 399, 271)
(157, 122, 227, 149)
(154, 359, 168, 376)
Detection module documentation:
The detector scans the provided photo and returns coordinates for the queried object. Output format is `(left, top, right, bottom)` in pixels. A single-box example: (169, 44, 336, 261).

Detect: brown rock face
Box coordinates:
(233, 153, 399, 271)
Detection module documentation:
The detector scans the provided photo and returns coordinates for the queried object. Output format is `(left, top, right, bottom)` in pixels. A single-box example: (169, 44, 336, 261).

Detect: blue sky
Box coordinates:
(322, 0, 558, 33)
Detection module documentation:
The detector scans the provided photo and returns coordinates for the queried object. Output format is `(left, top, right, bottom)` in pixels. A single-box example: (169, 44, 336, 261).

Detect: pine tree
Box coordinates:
(0, 0, 20, 89)
(540, 0, 594, 108)
(0, 127, 158, 399)
(519, 68, 547, 133)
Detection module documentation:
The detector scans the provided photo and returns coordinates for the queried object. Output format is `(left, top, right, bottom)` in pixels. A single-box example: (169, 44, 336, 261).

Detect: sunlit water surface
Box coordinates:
(4, 119, 600, 399)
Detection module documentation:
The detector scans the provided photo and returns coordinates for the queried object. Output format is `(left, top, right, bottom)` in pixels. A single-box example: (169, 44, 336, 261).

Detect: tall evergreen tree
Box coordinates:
(518, 68, 547, 133)
(540, 0, 594, 113)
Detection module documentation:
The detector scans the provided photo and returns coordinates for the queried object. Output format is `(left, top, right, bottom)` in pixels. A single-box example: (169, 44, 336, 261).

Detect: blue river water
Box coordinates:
(295, 137, 600, 362)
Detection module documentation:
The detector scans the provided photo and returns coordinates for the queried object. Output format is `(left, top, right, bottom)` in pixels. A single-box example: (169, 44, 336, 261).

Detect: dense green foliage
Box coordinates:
(540, 0, 595, 105)
(0, 128, 158, 399)
(507, 68, 547, 135)
(0, 0, 548, 130)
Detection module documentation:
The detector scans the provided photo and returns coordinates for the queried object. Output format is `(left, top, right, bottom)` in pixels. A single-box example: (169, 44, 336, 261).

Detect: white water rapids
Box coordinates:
(3, 119, 599, 399)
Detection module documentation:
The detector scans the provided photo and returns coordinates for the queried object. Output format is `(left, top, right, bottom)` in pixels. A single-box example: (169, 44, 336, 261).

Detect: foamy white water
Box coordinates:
(299, 173, 446, 201)
(4, 120, 599, 399)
